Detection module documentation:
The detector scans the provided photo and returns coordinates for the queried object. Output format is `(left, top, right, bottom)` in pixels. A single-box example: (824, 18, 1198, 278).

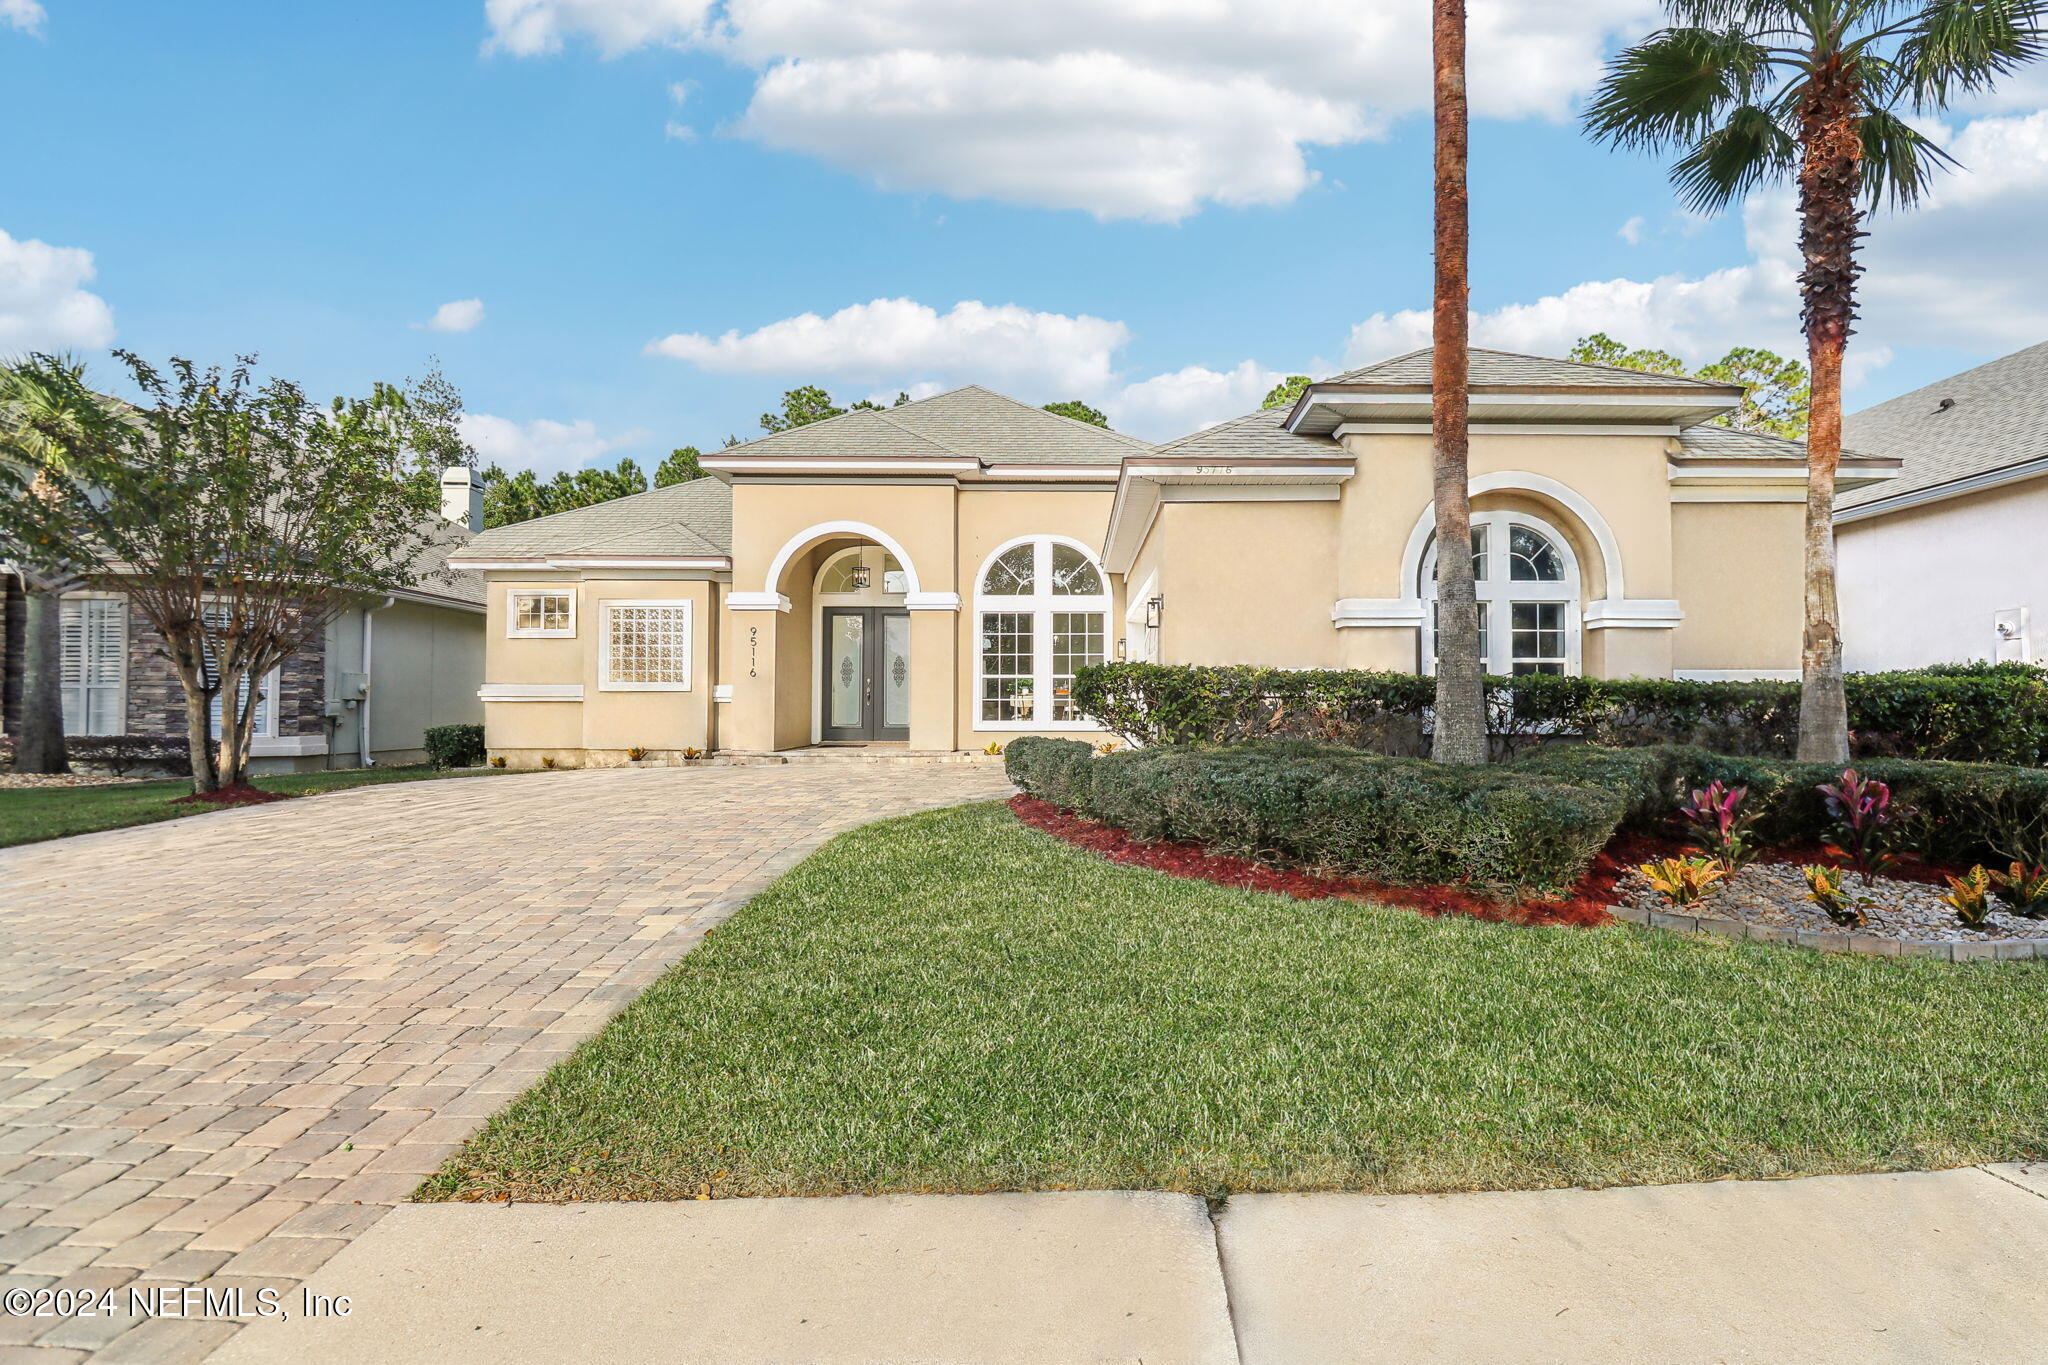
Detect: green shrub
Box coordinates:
(1070, 662, 2048, 765)
(423, 723, 486, 770)
(1010, 737, 1625, 894)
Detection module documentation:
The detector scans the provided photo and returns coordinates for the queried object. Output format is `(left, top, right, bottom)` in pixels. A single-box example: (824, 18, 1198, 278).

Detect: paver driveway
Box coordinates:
(0, 762, 1010, 1362)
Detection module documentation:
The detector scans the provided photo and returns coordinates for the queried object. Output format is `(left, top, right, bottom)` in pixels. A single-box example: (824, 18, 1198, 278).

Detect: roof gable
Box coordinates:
(1328, 347, 1743, 392)
(1838, 340, 2048, 508)
(459, 476, 733, 559)
(712, 385, 1150, 467)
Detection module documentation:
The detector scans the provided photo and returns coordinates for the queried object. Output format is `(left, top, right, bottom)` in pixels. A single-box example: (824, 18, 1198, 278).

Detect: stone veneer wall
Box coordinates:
(1, 573, 22, 736)
(124, 602, 329, 739)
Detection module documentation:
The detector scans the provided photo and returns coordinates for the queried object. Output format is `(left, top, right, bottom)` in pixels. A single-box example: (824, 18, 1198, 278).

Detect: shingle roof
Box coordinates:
(1146, 403, 1342, 461)
(406, 523, 486, 606)
(460, 476, 733, 558)
(1329, 346, 1743, 391)
(718, 385, 1151, 467)
(1673, 424, 1810, 461)
(1838, 340, 2048, 508)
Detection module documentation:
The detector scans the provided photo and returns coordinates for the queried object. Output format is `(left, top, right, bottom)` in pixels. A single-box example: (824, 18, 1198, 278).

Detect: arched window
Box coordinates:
(816, 546, 907, 599)
(1420, 512, 1580, 675)
(975, 536, 1110, 727)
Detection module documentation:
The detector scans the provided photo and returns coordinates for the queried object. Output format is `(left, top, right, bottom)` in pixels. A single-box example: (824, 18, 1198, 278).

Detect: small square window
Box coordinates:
(509, 589, 576, 638)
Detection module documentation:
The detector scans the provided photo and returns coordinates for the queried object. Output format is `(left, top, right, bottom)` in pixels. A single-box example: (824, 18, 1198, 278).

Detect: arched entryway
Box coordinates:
(814, 544, 911, 741)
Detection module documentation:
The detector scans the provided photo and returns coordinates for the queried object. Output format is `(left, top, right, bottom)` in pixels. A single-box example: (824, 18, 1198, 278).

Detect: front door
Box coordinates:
(821, 608, 910, 741)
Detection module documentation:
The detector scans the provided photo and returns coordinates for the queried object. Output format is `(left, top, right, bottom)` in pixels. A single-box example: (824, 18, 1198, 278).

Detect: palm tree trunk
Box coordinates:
(1793, 77, 1860, 765)
(1429, 0, 1486, 765)
(16, 586, 71, 774)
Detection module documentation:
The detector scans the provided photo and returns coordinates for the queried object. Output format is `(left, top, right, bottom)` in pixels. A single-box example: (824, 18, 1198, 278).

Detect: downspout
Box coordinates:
(360, 596, 395, 766)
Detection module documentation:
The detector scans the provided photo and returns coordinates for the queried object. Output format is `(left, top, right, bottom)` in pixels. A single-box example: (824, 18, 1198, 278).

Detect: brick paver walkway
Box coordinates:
(0, 763, 1010, 1362)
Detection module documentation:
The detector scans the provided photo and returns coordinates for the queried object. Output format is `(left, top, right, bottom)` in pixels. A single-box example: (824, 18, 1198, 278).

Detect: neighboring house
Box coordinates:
(1836, 341, 2048, 671)
(0, 469, 488, 772)
(451, 349, 1903, 765)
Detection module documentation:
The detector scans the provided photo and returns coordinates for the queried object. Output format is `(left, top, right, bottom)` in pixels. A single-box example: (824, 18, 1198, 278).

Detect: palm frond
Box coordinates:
(1583, 27, 1782, 149)
(1898, 0, 2048, 105)
(1670, 104, 1799, 211)
(1857, 107, 1960, 207)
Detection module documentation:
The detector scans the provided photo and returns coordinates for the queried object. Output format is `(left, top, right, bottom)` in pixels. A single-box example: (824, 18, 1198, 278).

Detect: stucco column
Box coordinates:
(723, 601, 783, 751)
(909, 607, 958, 752)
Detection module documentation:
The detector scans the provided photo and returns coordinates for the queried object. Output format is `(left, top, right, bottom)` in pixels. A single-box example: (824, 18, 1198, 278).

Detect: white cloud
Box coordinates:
(460, 413, 651, 475)
(0, 228, 116, 354)
(482, 0, 712, 56)
(1, 0, 44, 36)
(649, 297, 1131, 396)
(1105, 361, 1285, 442)
(486, 0, 1659, 220)
(1617, 215, 1646, 245)
(418, 298, 486, 333)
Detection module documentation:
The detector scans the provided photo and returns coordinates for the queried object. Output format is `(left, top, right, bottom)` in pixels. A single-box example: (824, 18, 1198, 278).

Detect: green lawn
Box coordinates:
(0, 765, 515, 849)
(422, 801, 2048, 1204)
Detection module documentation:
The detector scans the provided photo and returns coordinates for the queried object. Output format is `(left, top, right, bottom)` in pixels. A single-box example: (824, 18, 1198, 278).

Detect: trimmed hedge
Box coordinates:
(1071, 661, 2048, 766)
(1007, 736, 1627, 894)
(1011, 736, 2048, 894)
(0, 733, 190, 777)
(423, 723, 487, 770)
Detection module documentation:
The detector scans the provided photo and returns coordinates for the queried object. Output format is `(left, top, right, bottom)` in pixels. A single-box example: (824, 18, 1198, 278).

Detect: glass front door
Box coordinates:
(821, 608, 911, 741)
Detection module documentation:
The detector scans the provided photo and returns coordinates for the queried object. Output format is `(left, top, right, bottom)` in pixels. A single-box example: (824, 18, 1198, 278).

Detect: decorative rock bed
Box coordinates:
(1615, 862, 2048, 961)
(0, 772, 152, 789)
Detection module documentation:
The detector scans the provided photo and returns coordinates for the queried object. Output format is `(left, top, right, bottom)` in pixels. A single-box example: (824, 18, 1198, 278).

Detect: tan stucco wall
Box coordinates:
(716, 479, 1119, 751)
(480, 574, 719, 763)
(1671, 500, 1804, 675)
(1838, 476, 2048, 670)
(1145, 499, 1339, 667)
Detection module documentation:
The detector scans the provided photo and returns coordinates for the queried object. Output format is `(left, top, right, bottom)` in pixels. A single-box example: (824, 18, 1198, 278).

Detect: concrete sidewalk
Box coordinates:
(216, 1164, 2048, 1364)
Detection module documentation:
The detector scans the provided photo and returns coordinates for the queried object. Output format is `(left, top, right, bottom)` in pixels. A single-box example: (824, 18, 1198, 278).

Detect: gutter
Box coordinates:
(360, 596, 395, 766)
(1834, 455, 2048, 523)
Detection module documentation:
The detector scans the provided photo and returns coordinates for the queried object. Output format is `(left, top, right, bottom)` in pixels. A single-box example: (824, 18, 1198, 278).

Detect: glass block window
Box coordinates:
(509, 589, 575, 637)
(1051, 612, 1106, 721)
(979, 612, 1035, 722)
(601, 601, 693, 691)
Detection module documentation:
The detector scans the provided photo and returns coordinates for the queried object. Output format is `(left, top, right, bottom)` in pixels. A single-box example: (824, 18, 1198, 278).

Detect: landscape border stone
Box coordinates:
(1608, 901, 2048, 962)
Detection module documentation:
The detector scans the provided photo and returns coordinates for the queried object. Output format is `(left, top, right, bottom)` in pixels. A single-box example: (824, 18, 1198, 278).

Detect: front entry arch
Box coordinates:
(815, 545, 911, 741)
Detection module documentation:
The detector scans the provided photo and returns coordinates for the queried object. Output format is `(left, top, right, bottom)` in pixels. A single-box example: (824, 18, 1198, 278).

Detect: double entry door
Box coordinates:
(821, 607, 910, 741)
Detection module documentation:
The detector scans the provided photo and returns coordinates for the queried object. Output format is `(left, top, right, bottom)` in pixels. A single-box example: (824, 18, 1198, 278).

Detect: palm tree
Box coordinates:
(1586, 0, 2045, 763)
(1430, 0, 1488, 764)
(0, 356, 121, 774)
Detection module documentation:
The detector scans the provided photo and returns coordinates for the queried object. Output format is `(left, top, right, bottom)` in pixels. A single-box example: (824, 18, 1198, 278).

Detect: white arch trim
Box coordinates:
(733, 520, 959, 612)
(1399, 471, 1627, 601)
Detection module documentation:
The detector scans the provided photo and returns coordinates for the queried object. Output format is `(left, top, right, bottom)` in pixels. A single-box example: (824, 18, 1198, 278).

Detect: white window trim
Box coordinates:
(60, 594, 128, 736)
(972, 534, 1111, 733)
(1419, 510, 1583, 677)
(598, 599, 693, 692)
(507, 587, 577, 639)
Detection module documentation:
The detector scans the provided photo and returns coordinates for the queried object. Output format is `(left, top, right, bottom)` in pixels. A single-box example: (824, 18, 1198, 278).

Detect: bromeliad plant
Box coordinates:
(1677, 780, 1757, 873)
(1989, 862, 2048, 919)
(1802, 863, 1865, 928)
(1939, 864, 1995, 930)
(1639, 854, 1729, 907)
(1818, 769, 1909, 883)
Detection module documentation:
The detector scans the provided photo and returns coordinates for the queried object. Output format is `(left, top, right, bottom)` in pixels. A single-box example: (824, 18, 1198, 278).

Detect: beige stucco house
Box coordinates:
(449, 348, 1901, 765)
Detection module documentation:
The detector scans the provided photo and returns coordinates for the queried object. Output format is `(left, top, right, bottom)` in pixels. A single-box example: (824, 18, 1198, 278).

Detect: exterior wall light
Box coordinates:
(1143, 596, 1164, 630)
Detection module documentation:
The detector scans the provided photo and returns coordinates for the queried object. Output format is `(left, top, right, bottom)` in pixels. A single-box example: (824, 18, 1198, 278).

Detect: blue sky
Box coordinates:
(3, 1, 2044, 473)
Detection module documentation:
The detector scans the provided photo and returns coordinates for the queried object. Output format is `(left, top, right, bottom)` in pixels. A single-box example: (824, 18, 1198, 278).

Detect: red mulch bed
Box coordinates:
(170, 783, 293, 807)
(1008, 795, 1974, 931)
(1009, 794, 1625, 928)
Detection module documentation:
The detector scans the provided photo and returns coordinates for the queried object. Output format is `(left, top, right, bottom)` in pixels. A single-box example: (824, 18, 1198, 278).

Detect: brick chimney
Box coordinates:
(440, 466, 484, 533)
